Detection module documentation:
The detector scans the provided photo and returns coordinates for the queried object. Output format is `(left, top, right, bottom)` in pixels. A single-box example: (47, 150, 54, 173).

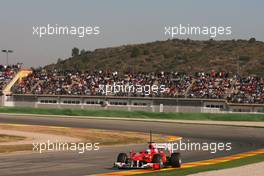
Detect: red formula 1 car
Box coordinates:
(114, 132, 181, 170)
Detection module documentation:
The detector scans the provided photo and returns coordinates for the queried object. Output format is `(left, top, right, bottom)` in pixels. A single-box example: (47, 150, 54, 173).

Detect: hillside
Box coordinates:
(45, 38, 264, 76)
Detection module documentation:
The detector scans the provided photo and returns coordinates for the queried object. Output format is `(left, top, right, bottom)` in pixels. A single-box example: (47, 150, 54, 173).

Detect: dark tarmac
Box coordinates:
(0, 114, 263, 176)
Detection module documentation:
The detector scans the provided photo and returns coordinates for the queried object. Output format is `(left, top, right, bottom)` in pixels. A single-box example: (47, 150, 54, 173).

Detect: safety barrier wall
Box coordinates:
(2, 94, 264, 113)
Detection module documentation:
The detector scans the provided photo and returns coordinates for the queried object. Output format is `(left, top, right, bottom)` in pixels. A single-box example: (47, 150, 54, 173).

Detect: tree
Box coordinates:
(143, 49, 150, 55)
(239, 55, 250, 62)
(72, 47, 79, 57)
(57, 58, 62, 64)
(130, 47, 140, 58)
(249, 37, 256, 43)
(80, 49, 86, 56)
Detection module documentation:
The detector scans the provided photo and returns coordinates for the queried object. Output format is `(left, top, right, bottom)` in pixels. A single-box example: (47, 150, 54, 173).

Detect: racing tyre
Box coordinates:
(117, 153, 127, 163)
(170, 153, 181, 168)
(152, 154, 163, 169)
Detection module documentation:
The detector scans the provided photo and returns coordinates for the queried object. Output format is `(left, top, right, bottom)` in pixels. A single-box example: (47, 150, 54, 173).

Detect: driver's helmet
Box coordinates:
(146, 149, 151, 154)
(149, 144, 154, 149)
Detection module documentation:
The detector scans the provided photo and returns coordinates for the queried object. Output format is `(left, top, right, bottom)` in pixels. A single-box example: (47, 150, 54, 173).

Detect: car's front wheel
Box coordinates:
(170, 153, 181, 168)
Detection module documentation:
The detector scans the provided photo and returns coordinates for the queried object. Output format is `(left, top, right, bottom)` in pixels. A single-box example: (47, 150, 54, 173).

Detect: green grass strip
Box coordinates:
(0, 106, 264, 121)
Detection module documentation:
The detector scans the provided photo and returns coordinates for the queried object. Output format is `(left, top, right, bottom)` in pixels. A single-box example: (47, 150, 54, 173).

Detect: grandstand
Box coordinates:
(0, 66, 263, 113)
(10, 69, 264, 104)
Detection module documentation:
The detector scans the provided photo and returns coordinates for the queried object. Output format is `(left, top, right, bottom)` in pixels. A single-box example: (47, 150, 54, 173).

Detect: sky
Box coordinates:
(0, 0, 263, 67)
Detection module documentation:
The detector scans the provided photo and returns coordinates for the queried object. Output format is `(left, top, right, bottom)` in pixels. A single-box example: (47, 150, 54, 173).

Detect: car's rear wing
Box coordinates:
(152, 143, 174, 153)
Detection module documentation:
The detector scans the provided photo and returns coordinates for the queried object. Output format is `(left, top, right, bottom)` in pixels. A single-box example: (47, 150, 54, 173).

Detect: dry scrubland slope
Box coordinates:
(46, 39, 264, 76)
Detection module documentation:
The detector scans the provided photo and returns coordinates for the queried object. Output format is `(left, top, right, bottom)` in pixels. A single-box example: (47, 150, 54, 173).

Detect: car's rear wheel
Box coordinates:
(152, 154, 163, 169)
(117, 153, 127, 163)
(170, 153, 181, 168)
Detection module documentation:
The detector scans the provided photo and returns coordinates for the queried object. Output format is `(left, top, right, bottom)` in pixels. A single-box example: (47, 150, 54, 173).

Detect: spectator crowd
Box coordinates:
(9, 69, 264, 104)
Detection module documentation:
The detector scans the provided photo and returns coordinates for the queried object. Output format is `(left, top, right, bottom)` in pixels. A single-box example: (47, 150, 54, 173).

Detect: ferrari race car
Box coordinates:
(114, 132, 181, 170)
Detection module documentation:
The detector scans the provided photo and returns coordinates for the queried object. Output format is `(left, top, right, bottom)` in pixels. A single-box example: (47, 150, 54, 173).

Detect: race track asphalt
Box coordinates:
(0, 113, 263, 176)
